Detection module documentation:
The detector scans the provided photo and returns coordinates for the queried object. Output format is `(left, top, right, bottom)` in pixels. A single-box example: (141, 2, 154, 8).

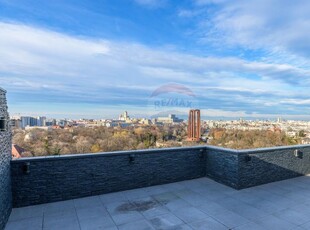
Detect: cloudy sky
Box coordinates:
(1, 0, 310, 119)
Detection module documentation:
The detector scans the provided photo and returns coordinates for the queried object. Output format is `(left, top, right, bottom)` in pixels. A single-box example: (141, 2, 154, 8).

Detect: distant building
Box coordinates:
(45, 119, 57, 126)
(187, 109, 201, 141)
(157, 114, 183, 124)
(106, 121, 131, 128)
(20, 116, 31, 128)
(105, 121, 119, 127)
(17, 116, 47, 129)
(10, 117, 21, 129)
(139, 118, 151, 125)
(57, 119, 67, 127)
(37, 116, 46, 126)
(119, 111, 130, 122)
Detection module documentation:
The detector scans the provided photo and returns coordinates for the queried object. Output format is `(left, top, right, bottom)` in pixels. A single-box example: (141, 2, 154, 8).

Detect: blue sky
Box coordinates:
(1, 0, 310, 119)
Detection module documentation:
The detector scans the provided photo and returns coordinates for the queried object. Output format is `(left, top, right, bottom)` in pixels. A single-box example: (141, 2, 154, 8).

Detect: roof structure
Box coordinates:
(12, 144, 26, 159)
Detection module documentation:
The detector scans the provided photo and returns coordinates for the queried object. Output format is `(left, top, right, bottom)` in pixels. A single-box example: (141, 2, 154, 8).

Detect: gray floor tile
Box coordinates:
(283, 191, 310, 204)
(149, 213, 184, 229)
(102, 227, 118, 230)
(43, 210, 80, 230)
(273, 208, 310, 225)
(243, 187, 274, 198)
(196, 201, 230, 216)
(144, 185, 169, 196)
(197, 190, 229, 202)
(300, 221, 310, 229)
(118, 219, 155, 230)
(174, 189, 198, 199)
(164, 198, 192, 212)
(189, 217, 228, 230)
(79, 215, 116, 230)
(227, 202, 268, 221)
(43, 200, 75, 216)
(291, 204, 310, 216)
(230, 192, 265, 206)
(251, 198, 287, 214)
(5, 217, 43, 230)
(131, 196, 160, 211)
(76, 205, 109, 220)
(44, 208, 77, 220)
(141, 204, 171, 219)
(123, 188, 150, 200)
(111, 210, 144, 226)
(153, 192, 179, 204)
(211, 210, 249, 228)
(170, 224, 193, 230)
(181, 194, 210, 207)
(174, 207, 209, 223)
(215, 197, 241, 210)
(268, 197, 298, 210)
(105, 200, 136, 214)
(74, 196, 102, 209)
(160, 182, 186, 192)
(291, 226, 306, 230)
(8, 205, 44, 221)
(233, 221, 266, 230)
(43, 208, 76, 218)
(253, 214, 297, 230)
(99, 191, 127, 205)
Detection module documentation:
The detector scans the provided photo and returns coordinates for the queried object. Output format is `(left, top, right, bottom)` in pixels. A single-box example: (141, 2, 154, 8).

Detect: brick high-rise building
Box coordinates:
(187, 109, 201, 141)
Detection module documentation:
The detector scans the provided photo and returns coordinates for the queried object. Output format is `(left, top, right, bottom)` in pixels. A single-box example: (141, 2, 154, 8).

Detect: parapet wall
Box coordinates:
(10, 144, 310, 208)
(11, 147, 206, 207)
(205, 146, 239, 188)
(238, 145, 310, 189)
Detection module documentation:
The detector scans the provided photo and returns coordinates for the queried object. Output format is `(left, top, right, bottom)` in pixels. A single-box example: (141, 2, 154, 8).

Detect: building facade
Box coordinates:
(157, 114, 183, 124)
(0, 87, 12, 230)
(187, 109, 201, 141)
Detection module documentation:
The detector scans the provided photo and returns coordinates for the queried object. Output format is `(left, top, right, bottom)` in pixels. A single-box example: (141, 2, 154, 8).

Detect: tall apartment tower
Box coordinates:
(187, 109, 201, 141)
(0, 87, 12, 229)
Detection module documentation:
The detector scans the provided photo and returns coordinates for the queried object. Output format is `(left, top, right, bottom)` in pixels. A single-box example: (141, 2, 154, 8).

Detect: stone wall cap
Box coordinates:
(11, 145, 206, 162)
(237, 144, 310, 154)
(11, 144, 310, 163)
(205, 144, 310, 154)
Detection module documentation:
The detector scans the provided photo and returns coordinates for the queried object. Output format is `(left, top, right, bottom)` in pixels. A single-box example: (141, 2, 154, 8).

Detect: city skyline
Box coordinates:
(10, 112, 310, 122)
(1, 0, 310, 119)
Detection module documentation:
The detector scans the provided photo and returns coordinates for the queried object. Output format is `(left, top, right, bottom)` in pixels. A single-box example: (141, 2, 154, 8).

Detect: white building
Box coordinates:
(157, 114, 183, 124)
(119, 111, 130, 122)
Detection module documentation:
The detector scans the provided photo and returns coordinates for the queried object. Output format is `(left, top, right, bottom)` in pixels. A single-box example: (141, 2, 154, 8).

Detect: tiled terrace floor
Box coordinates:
(6, 176, 310, 230)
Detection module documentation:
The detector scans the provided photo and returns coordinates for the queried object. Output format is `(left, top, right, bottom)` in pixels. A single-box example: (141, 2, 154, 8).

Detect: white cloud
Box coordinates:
(280, 99, 310, 105)
(1, 21, 310, 117)
(197, 0, 310, 59)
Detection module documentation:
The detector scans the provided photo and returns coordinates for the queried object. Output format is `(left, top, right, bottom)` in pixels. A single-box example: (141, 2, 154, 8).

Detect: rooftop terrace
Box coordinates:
(5, 175, 310, 230)
(2, 144, 310, 230)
